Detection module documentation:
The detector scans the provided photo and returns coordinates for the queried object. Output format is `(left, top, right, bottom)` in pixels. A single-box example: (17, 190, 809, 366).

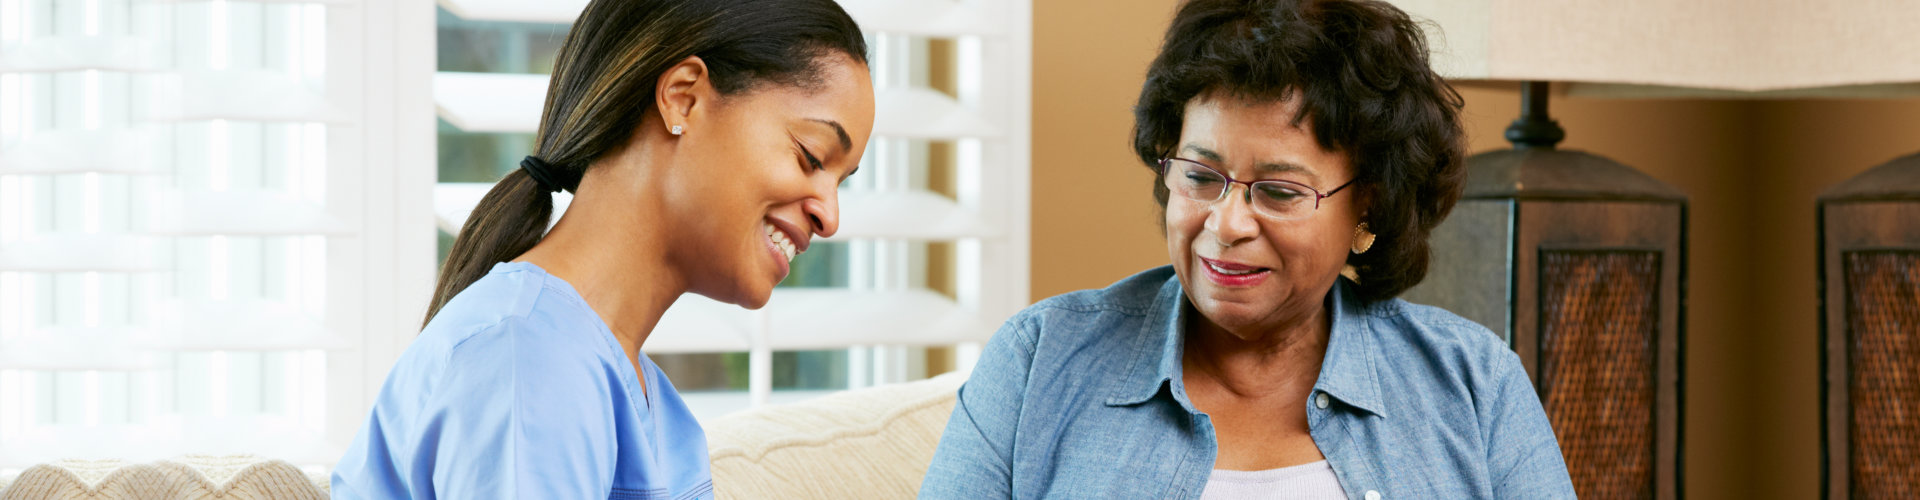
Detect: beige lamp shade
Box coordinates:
(1390, 0, 1920, 96)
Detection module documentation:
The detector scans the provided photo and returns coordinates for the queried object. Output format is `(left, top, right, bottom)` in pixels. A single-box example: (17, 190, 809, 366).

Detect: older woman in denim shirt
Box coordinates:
(920, 0, 1575, 498)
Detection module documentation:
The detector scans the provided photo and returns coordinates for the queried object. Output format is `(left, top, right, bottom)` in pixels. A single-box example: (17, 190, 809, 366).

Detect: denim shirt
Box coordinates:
(919, 267, 1575, 499)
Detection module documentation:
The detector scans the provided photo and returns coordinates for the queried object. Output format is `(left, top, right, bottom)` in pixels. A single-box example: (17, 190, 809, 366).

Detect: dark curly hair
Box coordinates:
(1131, 0, 1466, 304)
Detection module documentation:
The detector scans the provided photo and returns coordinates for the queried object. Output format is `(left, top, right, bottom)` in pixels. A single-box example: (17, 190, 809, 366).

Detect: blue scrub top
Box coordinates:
(332, 262, 713, 500)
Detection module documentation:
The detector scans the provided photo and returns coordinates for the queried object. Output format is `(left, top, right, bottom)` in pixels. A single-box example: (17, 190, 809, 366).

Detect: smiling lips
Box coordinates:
(1199, 256, 1271, 287)
(762, 220, 807, 281)
(764, 222, 799, 262)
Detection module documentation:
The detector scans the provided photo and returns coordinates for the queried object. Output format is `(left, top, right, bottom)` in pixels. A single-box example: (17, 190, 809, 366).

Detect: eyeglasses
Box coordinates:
(1158, 157, 1355, 221)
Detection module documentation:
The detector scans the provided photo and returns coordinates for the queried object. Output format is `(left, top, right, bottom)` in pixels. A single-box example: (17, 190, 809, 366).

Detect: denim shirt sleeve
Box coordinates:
(1481, 344, 1577, 497)
(918, 311, 1038, 499)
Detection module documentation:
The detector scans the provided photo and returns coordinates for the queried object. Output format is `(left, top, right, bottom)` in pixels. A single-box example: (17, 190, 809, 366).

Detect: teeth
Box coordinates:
(765, 222, 798, 262)
(1207, 261, 1257, 275)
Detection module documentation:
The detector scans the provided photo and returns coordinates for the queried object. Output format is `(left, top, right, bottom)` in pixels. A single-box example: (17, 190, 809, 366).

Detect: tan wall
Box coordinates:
(1031, 1, 1920, 499)
(1030, 0, 1179, 299)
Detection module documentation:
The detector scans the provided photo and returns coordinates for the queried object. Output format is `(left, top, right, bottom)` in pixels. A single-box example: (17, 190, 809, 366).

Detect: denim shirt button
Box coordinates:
(1364, 490, 1381, 500)
(1314, 393, 1330, 409)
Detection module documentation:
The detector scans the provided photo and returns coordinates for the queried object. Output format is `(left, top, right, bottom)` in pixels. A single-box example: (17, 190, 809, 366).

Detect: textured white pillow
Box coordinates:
(0, 455, 326, 500)
(706, 371, 966, 500)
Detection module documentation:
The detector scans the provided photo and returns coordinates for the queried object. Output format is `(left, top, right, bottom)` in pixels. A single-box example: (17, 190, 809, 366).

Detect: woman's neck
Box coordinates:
(515, 166, 685, 366)
(1183, 301, 1331, 398)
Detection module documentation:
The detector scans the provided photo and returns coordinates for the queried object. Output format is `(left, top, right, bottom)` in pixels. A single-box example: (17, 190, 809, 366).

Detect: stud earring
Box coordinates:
(1351, 222, 1375, 255)
(670, 125, 684, 136)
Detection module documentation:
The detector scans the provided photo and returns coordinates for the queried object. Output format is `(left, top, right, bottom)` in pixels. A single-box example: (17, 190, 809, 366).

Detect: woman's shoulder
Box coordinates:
(1024, 266, 1176, 317)
(1366, 299, 1502, 347)
(421, 263, 559, 338)
(984, 266, 1180, 363)
(427, 264, 600, 342)
(402, 264, 621, 388)
(1010, 267, 1176, 330)
(961, 268, 1179, 414)
(1360, 297, 1522, 385)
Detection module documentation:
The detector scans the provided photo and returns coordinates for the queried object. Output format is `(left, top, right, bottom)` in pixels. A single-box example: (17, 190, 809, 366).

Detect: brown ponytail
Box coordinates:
(422, 0, 867, 327)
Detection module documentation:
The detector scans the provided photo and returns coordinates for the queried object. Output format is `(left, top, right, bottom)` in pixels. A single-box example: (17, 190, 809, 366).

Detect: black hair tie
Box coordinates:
(519, 155, 575, 193)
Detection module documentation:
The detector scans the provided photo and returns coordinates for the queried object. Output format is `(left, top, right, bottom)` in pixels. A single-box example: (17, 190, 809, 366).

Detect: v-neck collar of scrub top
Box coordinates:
(514, 261, 658, 413)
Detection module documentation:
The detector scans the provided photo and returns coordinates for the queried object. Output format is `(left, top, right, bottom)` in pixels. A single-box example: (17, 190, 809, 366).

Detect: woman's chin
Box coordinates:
(690, 277, 774, 310)
(1189, 295, 1273, 330)
(736, 295, 772, 310)
(731, 283, 775, 310)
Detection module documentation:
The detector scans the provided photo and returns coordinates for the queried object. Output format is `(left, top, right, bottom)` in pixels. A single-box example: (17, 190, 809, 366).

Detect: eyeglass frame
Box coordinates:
(1156, 157, 1358, 219)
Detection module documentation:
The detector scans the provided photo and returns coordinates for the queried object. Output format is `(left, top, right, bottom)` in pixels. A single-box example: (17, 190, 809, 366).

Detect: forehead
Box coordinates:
(732, 55, 874, 136)
(1178, 93, 1347, 178)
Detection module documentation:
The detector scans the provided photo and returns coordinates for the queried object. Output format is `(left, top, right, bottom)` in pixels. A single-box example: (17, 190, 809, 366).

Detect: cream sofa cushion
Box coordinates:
(706, 371, 965, 500)
(0, 373, 965, 499)
(0, 455, 327, 500)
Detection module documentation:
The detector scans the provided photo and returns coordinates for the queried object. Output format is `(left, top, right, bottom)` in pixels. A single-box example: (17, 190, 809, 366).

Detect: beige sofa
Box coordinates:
(0, 372, 964, 499)
(708, 371, 963, 498)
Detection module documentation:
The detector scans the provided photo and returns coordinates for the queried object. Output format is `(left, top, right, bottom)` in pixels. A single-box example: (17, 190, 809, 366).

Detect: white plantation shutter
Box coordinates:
(431, 0, 1031, 418)
(0, 0, 435, 469)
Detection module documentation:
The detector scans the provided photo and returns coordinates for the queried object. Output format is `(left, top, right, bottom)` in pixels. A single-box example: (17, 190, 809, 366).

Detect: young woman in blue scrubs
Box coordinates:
(330, 1, 873, 498)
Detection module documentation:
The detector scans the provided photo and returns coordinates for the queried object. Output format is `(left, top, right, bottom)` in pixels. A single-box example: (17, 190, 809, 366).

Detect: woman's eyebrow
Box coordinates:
(1183, 144, 1317, 180)
(1255, 161, 1313, 178)
(806, 118, 852, 154)
(1181, 144, 1223, 163)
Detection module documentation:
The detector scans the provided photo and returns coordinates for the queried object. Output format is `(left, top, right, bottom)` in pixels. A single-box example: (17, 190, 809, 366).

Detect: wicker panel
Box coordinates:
(1538, 251, 1659, 500)
(1846, 251, 1920, 499)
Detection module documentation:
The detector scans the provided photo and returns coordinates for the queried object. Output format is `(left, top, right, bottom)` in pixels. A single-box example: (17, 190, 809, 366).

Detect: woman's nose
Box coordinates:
(1205, 185, 1261, 245)
(804, 188, 839, 238)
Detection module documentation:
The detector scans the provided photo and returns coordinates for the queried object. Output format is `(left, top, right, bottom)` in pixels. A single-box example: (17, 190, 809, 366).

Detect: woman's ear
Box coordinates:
(1353, 184, 1375, 222)
(655, 56, 712, 136)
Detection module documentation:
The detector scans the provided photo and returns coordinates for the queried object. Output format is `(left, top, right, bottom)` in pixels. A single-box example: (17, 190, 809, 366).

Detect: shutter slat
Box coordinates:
(146, 70, 348, 124)
(0, 36, 166, 73)
(0, 129, 164, 175)
(0, 234, 162, 273)
(840, 0, 1009, 38)
(829, 189, 998, 240)
(872, 87, 1002, 139)
(139, 298, 351, 351)
(159, 0, 358, 4)
(0, 329, 166, 371)
(431, 72, 546, 134)
(644, 289, 996, 353)
(148, 190, 353, 236)
(436, 0, 588, 24)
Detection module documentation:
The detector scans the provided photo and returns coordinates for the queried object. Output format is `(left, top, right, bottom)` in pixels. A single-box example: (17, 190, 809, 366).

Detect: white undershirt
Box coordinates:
(1198, 460, 1348, 500)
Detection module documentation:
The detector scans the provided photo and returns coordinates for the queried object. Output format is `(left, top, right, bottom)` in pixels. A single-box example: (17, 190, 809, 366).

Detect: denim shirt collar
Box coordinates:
(1103, 271, 1388, 418)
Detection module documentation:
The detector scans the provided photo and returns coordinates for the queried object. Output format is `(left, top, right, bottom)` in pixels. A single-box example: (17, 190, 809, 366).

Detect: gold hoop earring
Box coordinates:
(1351, 223, 1375, 255)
